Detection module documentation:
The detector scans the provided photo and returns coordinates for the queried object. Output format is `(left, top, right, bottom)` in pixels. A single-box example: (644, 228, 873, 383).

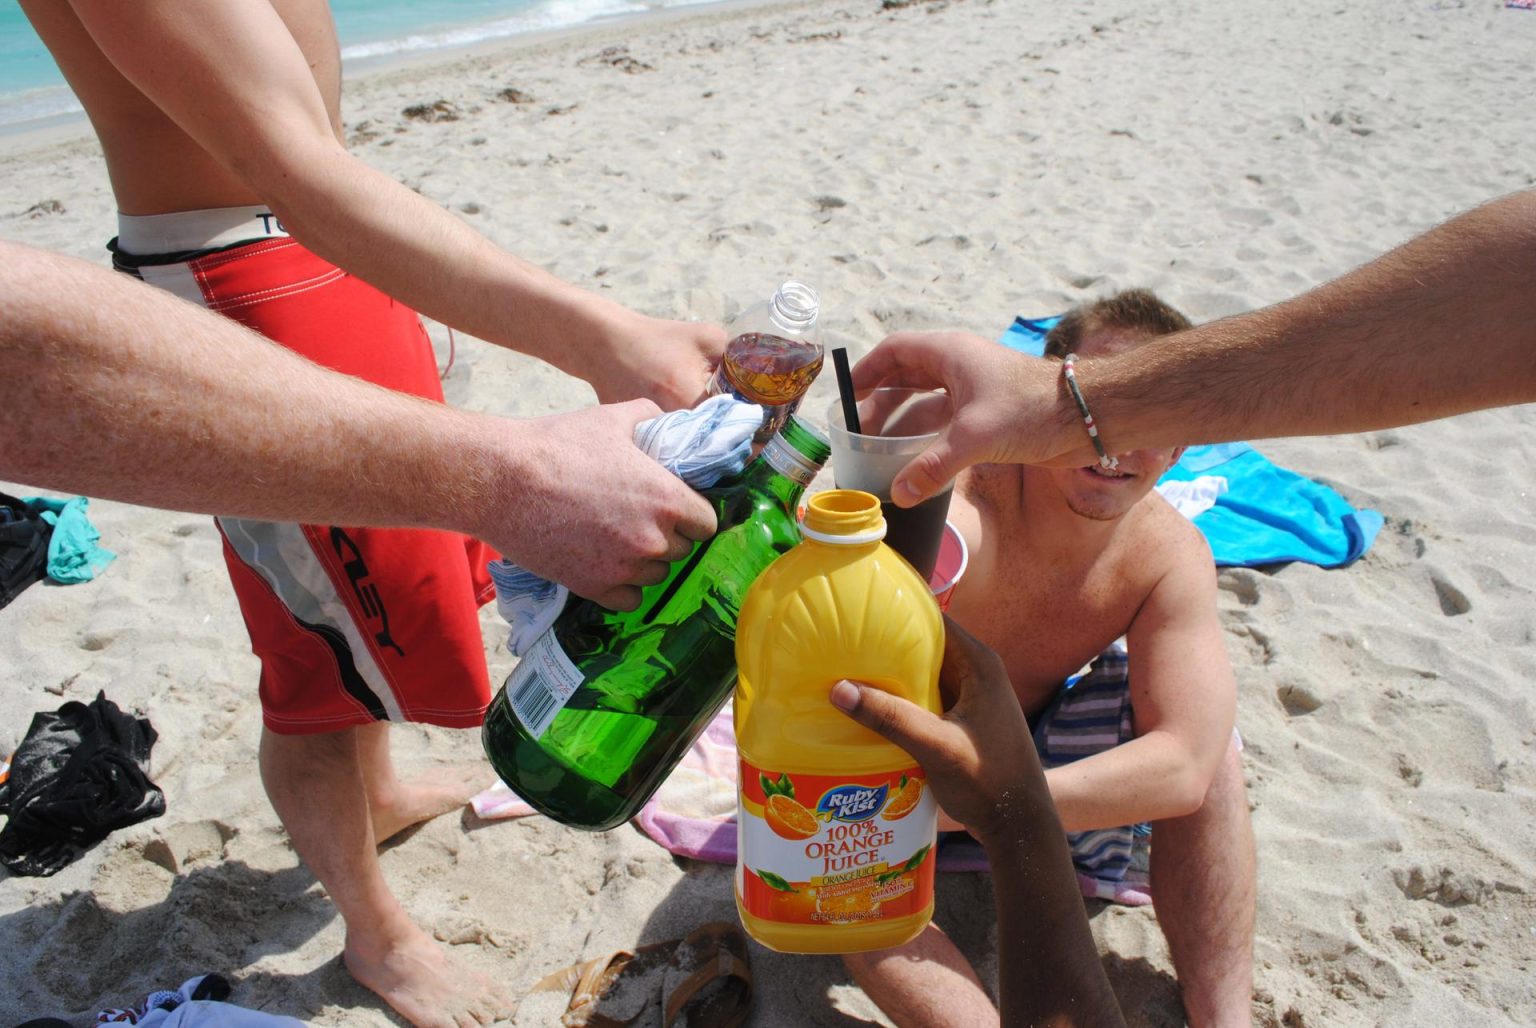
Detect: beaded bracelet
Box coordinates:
(1061, 354, 1119, 471)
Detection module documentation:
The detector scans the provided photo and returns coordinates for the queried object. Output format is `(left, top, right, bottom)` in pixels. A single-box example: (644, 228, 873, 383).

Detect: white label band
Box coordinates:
(763, 436, 818, 486)
(506, 630, 586, 740)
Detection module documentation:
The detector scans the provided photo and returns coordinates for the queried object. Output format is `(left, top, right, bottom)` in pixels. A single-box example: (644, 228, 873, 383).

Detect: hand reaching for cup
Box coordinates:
(851, 332, 1080, 506)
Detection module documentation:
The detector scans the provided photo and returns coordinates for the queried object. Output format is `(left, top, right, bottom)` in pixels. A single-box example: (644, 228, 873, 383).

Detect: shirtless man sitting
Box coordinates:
(844, 290, 1256, 1027)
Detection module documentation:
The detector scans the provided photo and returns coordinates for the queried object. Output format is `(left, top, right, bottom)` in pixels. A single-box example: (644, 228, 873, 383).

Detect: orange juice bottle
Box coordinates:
(733, 489, 944, 953)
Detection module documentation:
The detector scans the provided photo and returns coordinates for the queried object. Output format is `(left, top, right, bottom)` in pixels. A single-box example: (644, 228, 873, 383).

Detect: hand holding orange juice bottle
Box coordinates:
(733, 489, 944, 954)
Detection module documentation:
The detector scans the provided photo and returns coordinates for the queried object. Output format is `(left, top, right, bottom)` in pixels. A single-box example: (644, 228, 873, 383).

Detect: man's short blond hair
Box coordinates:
(1044, 289, 1193, 359)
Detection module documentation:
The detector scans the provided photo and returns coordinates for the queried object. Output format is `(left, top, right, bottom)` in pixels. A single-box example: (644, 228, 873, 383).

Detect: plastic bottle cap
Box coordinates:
(799, 489, 887, 545)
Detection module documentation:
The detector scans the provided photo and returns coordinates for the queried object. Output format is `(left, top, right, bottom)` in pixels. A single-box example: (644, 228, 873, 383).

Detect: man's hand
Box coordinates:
(852, 332, 1086, 505)
(583, 313, 728, 412)
(475, 400, 717, 610)
(829, 616, 1056, 847)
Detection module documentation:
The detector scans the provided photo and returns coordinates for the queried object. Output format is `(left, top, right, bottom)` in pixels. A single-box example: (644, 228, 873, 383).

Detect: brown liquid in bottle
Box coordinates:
(719, 332, 826, 405)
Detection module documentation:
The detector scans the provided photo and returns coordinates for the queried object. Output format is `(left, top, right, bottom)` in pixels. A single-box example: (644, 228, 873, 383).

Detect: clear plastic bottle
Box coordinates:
(733, 489, 944, 953)
(481, 416, 831, 831)
(706, 281, 825, 443)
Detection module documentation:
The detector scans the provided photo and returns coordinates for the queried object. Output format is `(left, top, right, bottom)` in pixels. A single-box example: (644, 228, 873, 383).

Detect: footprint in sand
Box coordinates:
(1429, 574, 1471, 617)
(141, 819, 238, 874)
(1393, 753, 1424, 787)
(1387, 517, 1428, 559)
(1294, 928, 1405, 1002)
(1391, 865, 1494, 907)
(1277, 680, 1322, 716)
(1218, 568, 1263, 606)
(1223, 617, 1276, 664)
(402, 99, 461, 123)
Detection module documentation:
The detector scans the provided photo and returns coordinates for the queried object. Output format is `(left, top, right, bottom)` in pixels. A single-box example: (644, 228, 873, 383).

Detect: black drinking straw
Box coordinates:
(832, 347, 862, 434)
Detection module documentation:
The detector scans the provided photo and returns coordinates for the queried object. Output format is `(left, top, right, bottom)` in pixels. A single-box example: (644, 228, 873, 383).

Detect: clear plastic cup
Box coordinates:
(827, 389, 954, 581)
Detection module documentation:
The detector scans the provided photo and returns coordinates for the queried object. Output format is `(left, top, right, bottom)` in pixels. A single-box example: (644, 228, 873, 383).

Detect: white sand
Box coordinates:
(3, 0, 1534, 1024)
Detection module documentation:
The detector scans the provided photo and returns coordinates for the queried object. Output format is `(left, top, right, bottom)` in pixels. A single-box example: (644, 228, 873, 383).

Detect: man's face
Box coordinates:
(1045, 325, 1184, 522)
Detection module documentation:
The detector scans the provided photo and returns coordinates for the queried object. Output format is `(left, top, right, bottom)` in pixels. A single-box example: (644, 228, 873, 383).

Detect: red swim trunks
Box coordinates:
(116, 213, 496, 734)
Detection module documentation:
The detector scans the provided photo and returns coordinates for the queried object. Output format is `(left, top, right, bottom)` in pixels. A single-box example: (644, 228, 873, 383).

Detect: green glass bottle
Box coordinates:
(482, 416, 831, 831)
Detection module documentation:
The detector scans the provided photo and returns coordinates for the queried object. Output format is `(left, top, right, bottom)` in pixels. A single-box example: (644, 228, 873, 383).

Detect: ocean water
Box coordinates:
(0, 0, 712, 131)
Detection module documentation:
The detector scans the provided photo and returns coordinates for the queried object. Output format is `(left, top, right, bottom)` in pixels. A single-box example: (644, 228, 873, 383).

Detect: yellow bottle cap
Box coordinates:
(799, 489, 887, 545)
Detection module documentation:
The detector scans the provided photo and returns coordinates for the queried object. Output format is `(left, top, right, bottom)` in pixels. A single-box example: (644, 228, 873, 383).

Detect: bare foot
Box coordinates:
(370, 763, 488, 845)
(345, 921, 514, 1028)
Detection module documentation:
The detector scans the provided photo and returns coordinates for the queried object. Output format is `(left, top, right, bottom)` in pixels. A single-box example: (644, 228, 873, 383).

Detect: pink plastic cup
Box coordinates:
(927, 523, 968, 613)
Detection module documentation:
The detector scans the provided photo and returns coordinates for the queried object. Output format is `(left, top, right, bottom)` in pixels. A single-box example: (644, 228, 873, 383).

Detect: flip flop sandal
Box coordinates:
(661, 922, 754, 1028)
(529, 937, 676, 1027)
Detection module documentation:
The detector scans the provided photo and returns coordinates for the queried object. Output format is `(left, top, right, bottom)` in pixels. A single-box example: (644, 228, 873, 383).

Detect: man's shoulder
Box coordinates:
(1113, 492, 1217, 608)
(1119, 495, 1232, 683)
(1127, 490, 1213, 558)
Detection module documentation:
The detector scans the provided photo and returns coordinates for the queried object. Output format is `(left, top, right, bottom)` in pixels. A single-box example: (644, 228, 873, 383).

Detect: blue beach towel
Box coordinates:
(999, 316, 1382, 568)
(21, 495, 116, 583)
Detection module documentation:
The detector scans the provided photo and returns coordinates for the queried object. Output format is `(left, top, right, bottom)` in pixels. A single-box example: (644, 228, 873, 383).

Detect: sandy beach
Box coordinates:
(3, 0, 1535, 1024)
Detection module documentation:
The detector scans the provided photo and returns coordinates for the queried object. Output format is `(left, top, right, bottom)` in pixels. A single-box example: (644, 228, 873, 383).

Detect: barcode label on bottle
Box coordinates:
(506, 630, 585, 740)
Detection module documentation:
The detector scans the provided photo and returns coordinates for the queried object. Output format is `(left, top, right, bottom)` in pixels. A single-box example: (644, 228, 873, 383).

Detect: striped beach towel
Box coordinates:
(1030, 642, 1152, 904)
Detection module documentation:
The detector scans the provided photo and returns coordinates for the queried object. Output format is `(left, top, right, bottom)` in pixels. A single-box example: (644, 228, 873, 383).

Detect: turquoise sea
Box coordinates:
(0, 0, 711, 130)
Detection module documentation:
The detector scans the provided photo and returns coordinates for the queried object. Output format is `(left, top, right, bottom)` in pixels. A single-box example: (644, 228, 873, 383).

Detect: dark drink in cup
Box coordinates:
(880, 489, 953, 582)
(826, 387, 956, 583)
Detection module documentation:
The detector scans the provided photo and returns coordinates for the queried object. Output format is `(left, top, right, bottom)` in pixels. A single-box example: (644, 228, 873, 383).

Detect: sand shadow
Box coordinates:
(1079, 901, 1185, 1024)
(1, 858, 339, 1024)
(1099, 952, 1185, 1027)
(623, 855, 1001, 1026)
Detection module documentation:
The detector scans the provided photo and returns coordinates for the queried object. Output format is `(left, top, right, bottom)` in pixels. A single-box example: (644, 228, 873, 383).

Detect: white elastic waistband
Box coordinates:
(116, 205, 288, 255)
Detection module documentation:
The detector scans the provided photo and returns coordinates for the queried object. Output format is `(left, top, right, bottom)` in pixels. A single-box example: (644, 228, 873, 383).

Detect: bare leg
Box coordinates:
(260, 726, 513, 1027)
(354, 721, 486, 845)
(1151, 741, 1255, 1027)
(842, 922, 999, 1028)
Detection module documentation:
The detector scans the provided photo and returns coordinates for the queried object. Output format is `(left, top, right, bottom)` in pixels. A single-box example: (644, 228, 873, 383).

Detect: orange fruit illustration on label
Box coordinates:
(882, 776, 923, 820)
(767, 883, 818, 922)
(765, 793, 820, 840)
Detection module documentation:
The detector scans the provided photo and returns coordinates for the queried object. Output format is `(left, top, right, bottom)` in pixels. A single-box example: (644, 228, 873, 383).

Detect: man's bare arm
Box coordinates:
(1, 241, 715, 610)
(855, 189, 1536, 504)
(1083, 188, 1536, 452)
(58, 0, 722, 411)
(1045, 540, 1236, 832)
